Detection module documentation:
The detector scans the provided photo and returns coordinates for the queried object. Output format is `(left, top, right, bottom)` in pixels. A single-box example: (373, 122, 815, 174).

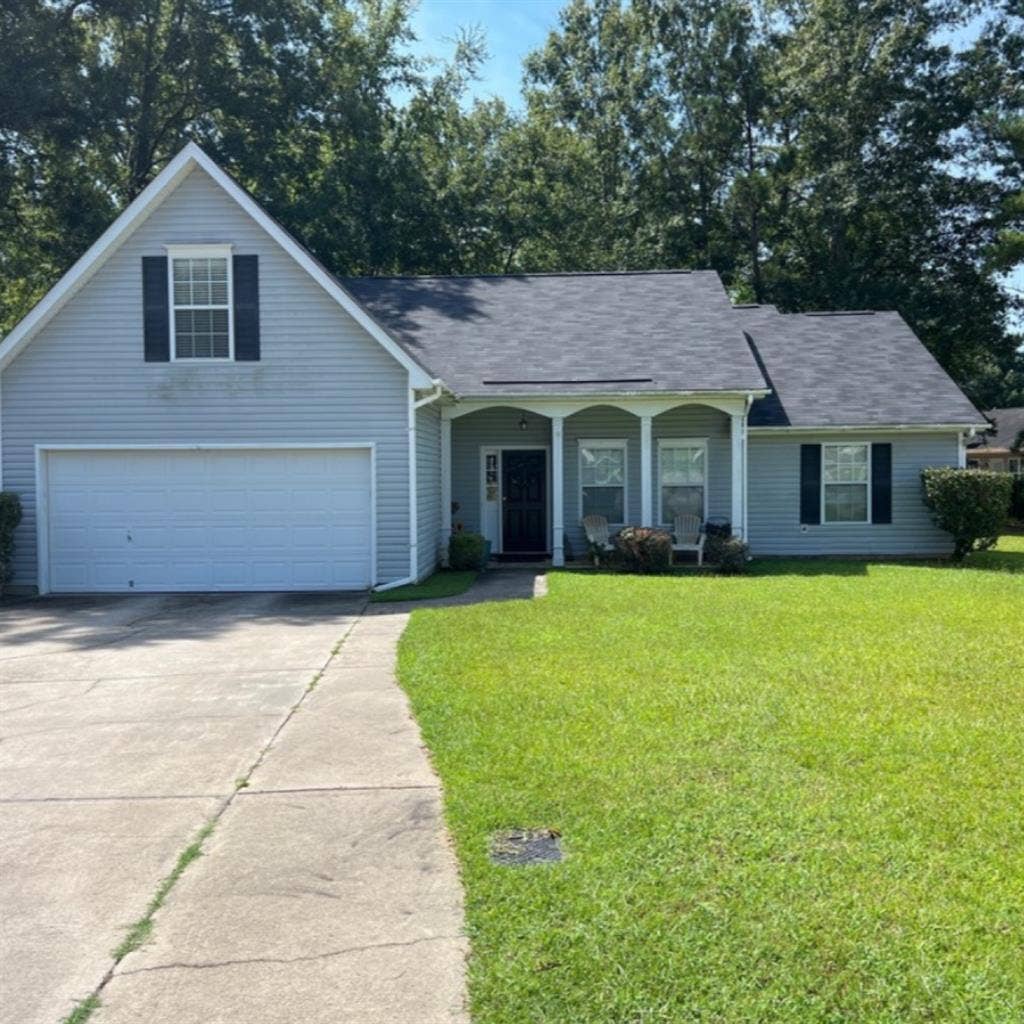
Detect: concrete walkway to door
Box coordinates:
(0, 593, 467, 1024)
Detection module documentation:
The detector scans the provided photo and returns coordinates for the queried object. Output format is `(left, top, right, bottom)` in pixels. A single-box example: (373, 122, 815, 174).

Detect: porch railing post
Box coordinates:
(640, 414, 653, 526)
(552, 415, 565, 566)
(440, 415, 452, 566)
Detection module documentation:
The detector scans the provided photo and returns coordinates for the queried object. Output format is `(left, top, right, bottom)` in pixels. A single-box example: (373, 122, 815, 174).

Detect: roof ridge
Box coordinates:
(341, 269, 706, 282)
(802, 310, 875, 317)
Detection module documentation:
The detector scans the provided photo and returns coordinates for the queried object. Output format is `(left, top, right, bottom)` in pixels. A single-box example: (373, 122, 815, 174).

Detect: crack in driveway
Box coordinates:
(114, 933, 462, 977)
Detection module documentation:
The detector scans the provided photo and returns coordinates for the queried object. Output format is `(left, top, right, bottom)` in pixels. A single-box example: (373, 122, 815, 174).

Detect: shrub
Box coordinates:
(920, 467, 1013, 562)
(0, 492, 22, 591)
(614, 526, 672, 573)
(705, 534, 750, 574)
(448, 531, 487, 571)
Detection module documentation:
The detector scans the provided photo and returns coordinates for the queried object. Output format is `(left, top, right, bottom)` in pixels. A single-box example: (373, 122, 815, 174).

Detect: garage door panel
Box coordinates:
(45, 449, 374, 592)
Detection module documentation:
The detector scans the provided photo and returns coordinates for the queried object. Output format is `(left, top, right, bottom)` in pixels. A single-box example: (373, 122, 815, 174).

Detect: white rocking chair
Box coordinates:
(672, 514, 706, 567)
(582, 514, 616, 564)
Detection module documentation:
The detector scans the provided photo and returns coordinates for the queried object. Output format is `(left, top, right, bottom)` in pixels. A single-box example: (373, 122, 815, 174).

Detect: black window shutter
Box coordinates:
(800, 444, 821, 524)
(233, 254, 260, 361)
(871, 443, 893, 524)
(142, 256, 170, 362)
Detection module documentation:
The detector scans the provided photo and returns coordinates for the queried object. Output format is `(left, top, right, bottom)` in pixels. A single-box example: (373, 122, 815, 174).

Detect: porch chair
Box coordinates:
(582, 514, 615, 564)
(672, 514, 706, 567)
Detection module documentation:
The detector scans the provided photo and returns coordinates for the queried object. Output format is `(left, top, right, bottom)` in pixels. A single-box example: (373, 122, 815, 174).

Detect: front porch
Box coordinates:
(440, 395, 752, 566)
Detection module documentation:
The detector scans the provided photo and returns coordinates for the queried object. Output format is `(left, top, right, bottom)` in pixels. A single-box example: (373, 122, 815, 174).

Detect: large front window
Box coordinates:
(823, 443, 869, 523)
(659, 440, 705, 522)
(579, 440, 627, 523)
(168, 246, 232, 359)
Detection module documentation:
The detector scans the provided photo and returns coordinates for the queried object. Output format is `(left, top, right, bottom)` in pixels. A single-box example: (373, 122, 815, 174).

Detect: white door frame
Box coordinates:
(478, 444, 551, 554)
(34, 442, 377, 594)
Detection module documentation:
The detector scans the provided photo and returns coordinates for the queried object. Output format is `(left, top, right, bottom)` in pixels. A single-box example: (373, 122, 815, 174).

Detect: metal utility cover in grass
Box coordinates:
(490, 829, 562, 866)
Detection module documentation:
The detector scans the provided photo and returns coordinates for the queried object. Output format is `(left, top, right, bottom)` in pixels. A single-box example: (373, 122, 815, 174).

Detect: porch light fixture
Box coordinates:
(518, 414, 528, 431)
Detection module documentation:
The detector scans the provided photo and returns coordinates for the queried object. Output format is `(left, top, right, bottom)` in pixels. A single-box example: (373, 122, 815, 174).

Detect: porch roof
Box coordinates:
(342, 270, 767, 398)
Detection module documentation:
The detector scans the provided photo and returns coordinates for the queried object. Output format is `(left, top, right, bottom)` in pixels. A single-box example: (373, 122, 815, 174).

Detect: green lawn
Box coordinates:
(397, 538, 1024, 1024)
(370, 570, 477, 603)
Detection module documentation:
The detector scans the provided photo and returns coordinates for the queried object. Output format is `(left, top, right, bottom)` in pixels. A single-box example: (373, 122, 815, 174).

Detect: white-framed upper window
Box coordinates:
(167, 245, 233, 360)
(579, 439, 627, 524)
(822, 443, 870, 523)
(658, 438, 707, 524)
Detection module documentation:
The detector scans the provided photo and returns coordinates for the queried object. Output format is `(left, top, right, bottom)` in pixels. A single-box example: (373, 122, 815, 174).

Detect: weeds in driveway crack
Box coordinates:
(61, 995, 100, 1024)
(59, 609, 365, 1024)
(111, 821, 215, 961)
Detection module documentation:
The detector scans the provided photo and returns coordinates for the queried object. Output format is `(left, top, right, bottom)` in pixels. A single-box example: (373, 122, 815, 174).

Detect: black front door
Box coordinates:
(502, 450, 547, 553)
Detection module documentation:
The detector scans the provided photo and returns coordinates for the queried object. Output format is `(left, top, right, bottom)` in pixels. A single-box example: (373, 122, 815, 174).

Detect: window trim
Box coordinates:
(821, 442, 872, 525)
(656, 437, 709, 525)
(165, 244, 234, 362)
(578, 438, 628, 526)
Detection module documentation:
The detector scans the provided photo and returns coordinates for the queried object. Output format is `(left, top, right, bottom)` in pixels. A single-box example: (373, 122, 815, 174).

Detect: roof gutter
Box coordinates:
(749, 422, 990, 434)
(455, 387, 772, 402)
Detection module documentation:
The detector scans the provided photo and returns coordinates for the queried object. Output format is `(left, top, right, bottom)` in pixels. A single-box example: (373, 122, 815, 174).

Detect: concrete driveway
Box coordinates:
(0, 593, 466, 1024)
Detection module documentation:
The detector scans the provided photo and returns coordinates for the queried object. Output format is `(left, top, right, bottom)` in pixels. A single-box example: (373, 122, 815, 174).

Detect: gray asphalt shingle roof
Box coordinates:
(970, 407, 1024, 450)
(341, 270, 983, 428)
(341, 271, 767, 397)
(742, 310, 984, 427)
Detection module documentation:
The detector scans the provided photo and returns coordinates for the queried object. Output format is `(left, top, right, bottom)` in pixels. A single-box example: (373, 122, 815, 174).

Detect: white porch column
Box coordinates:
(552, 415, 565, 566)
(731, 412, 745, 540)
(440, 416, 452, 565)
(640, 414, 653, 526)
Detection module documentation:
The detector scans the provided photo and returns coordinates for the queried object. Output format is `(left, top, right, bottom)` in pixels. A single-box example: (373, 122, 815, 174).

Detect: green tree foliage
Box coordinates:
(1, 0, 1021, 406)
(523, 0, 1023, 405)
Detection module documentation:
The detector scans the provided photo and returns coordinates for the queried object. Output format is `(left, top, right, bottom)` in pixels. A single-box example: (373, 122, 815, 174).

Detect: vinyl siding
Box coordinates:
(451, 402, 732, 559)
(415, 401, 442, 578)
(652, 405, 732, 526)
(1, 166, 411, 588)
(451, 407, 551, 537)
(747, 432, 957, 555)
(562, 405, 733, 556)
(563, 406, 640, 557)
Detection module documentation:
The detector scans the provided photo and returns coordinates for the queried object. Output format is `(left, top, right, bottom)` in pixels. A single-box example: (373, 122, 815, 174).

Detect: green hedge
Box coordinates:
(705, 534, 750, 575)
(448, 531, 487, 571)
(0, 492, 23, 591)
(921, 468, 1013, 562)
(614, 526, 672, 573)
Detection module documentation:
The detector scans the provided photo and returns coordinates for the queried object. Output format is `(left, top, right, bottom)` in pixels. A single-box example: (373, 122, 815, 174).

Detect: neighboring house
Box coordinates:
(966, 408, 1024, 475)
(0, 144, 988, 594)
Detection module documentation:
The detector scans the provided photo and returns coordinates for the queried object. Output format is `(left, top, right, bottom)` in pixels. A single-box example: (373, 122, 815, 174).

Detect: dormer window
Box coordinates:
(167, 245, 233, 360)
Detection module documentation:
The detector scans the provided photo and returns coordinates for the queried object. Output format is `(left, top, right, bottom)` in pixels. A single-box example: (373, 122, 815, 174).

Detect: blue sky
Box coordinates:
(407, 0, 564, 106)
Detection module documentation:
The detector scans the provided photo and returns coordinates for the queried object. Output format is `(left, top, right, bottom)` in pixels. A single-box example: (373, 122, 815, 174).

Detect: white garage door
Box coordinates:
(44, 447, 373, 592)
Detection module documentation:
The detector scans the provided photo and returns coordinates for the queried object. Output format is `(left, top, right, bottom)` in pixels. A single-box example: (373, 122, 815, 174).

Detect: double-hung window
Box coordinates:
(822, 443, 870, 523)
(579, 440, 627, 523)
(658, 439, 706, 522)
(168, 245, 233, 360)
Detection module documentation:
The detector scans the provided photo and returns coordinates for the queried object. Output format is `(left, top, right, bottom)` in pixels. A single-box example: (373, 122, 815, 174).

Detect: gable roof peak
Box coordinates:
(0, 143, 432, 385)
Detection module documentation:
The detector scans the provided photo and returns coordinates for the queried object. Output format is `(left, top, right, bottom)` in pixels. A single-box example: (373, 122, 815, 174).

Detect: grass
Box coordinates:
(397, 537, 1024, 1024)
(61, 996, 101, 1024)
(370, 569, 477, 603)
(111, 822, 215, 961)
